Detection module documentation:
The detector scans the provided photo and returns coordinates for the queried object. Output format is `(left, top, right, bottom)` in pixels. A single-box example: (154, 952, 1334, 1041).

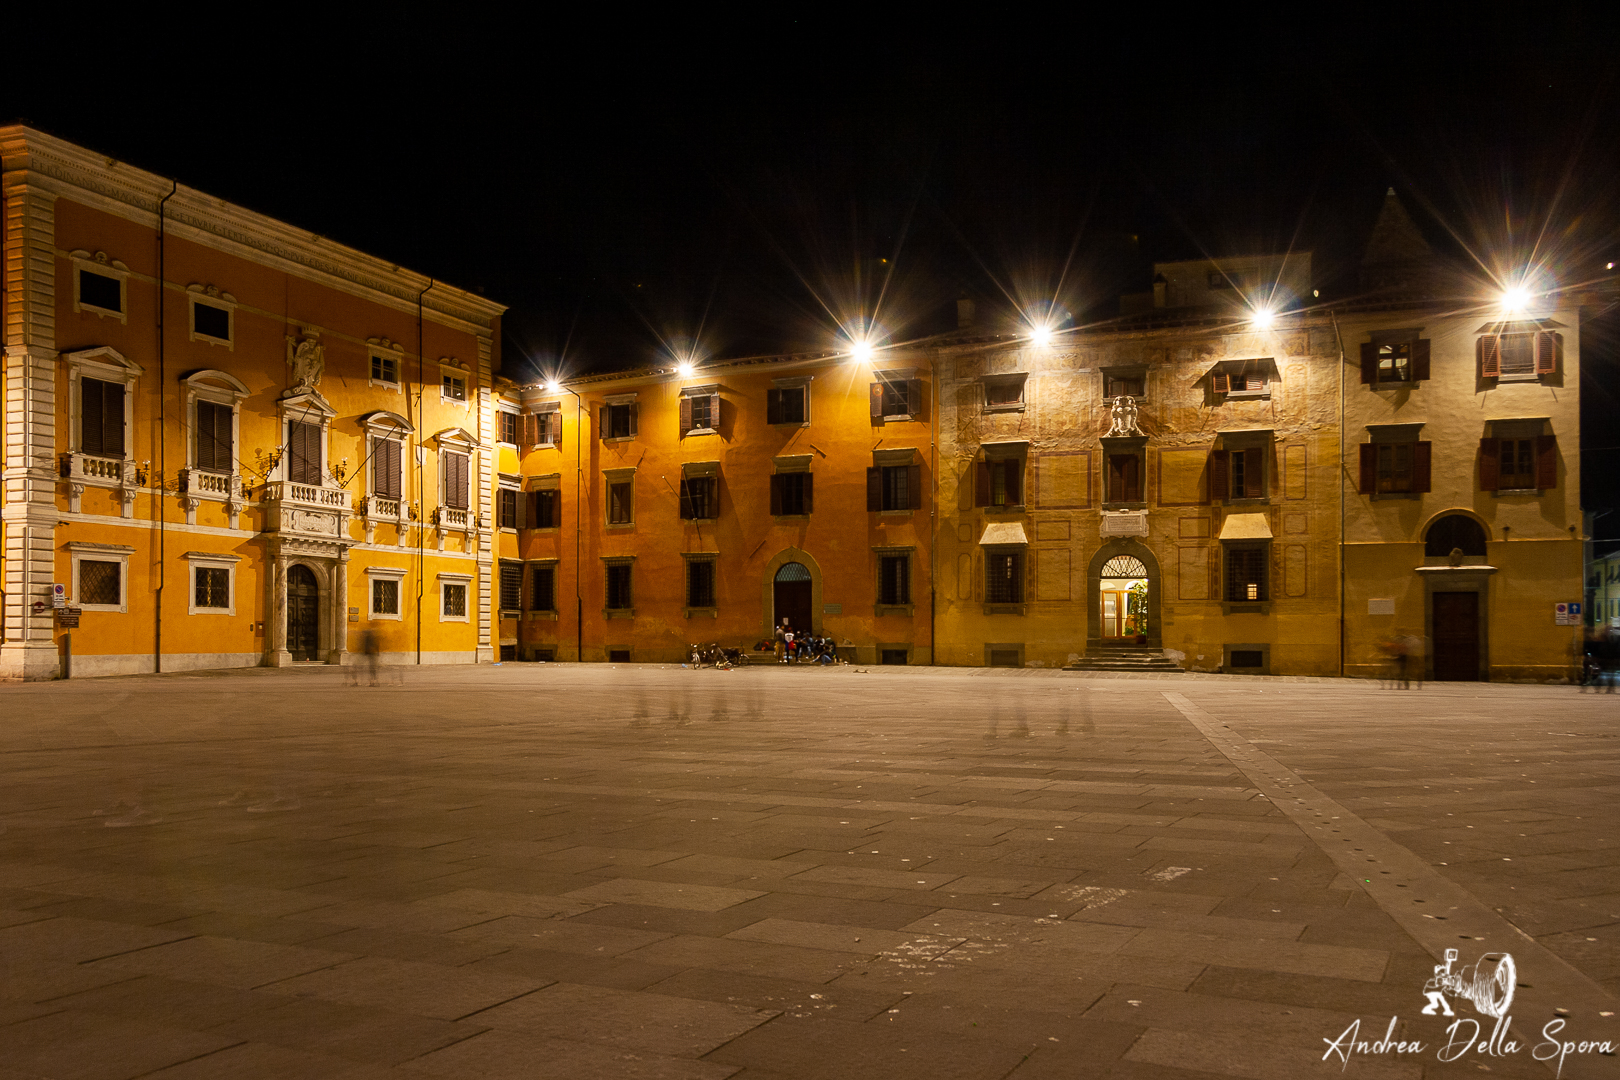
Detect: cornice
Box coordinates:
(0, 126, 506, 333)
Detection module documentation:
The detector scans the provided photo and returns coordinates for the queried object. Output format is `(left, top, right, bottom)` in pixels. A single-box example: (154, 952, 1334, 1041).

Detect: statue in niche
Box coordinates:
(1105, 394, 1141, 437)
(285, 332, 325, 392)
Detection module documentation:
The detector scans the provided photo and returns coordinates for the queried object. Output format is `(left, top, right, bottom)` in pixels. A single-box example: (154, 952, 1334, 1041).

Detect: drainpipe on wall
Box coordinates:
(1331, 309, 1347, 677)
(154, 180, 178, 675)
(414, 279, 435, 666)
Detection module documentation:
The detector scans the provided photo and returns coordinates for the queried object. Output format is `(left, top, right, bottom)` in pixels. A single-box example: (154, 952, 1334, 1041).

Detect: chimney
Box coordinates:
(1152, 274, 1168, 309)
(956, 298, 976, 329)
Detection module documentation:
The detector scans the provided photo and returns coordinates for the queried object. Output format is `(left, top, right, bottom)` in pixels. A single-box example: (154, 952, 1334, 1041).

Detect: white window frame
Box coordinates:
(605, 467, 636, 528)
(359, 411, 413, 505)
(528, 402, 562, 447)
(69, 250, 129, 322)
(182, 370, 249, 502)
(769, 375, 813, 427)
(186, 285, 236, 349)
(366, 566, 408, 621)
(440, 361, 470, 404)
(368, 337, 405, 392)
(66, 347, 143, 460)
(497, 405, 522, 447)
(438, 571, 472, 623)
(185, 551, 240, 616)
(680, 384, 720, 436)
(67, 542, 134, 613)
(498, 476, 521, 533)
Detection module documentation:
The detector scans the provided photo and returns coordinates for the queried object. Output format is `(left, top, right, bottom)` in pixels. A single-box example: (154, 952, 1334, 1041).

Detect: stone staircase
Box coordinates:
(1063, 646, 1185, 674)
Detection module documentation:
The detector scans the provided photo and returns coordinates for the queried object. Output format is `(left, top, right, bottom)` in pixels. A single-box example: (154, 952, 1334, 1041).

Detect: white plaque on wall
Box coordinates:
(1367, 597, 1395, 615)
(1100, 510, 1149, 537)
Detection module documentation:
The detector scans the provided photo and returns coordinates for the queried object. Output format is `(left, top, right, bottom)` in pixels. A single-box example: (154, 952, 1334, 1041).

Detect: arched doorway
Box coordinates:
(286, 564, 320, 661)
(1099, 555, 1149, 640)
(1423, 513, 1491, 681)
(773, 562, 813, 637)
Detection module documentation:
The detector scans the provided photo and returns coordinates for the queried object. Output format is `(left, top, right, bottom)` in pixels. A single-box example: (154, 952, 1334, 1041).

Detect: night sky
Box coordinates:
(9, 13, 1619, 520)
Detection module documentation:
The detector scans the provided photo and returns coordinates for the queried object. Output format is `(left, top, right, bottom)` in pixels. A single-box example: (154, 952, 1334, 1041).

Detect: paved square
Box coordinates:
(0, 664, 1616, 1079)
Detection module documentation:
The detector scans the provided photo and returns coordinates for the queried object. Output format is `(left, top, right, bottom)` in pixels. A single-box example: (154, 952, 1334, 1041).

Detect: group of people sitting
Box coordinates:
(761, 620, 839, 664)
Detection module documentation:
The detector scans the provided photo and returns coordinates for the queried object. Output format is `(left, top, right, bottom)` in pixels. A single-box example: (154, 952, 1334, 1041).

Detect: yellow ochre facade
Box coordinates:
(1, 127, 506, 680)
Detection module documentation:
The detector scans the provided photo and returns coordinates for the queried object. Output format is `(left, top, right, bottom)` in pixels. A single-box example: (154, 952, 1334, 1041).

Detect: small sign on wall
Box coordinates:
(1367, 597, 1395, 615)
(56, 607, 81, 628)
(1554, 602, 1582, 626)
(52, 584, 67, 609)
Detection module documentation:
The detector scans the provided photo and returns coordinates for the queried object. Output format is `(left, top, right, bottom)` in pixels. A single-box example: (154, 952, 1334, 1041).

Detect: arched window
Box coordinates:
(1424, 514, 1487, 557)
(1101, 555, 1148, 578)
(775, 562, 812, 583)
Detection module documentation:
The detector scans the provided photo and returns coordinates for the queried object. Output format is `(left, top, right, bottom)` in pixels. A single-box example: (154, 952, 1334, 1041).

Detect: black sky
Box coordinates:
(8, 11, 1620, 510)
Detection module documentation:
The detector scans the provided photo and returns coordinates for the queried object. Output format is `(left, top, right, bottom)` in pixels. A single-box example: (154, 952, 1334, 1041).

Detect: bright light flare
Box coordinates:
(545, 380, 563, 393)
(848, 338, 875, 363)
(1028, 323, 1053, 346)
(1249, 307, 1275, 330)
(1500, 285, 1531, 315)
(675, 360, 695, 377)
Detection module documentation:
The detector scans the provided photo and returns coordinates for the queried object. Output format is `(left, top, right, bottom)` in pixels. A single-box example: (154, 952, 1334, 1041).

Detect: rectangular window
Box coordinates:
(531, 489, 560, 528)
(879, 555, 911, 605)
(442, 374, 467, 401)
(985, 551, 1024, 604)
(79, 268, 122, 313)
(80, 560, 122, 606)
(499, 488, 519, 528)
(983, 375, 1026, 409)
(679, 475, 718, 520)
(975, 458, 1024, 508)
(288, 420, 322, 485)
(1105, 454, 1141, 503)
(1212, 362, 1270, 396)
(771, 472, 812, 515)
(499, 411, 520, 445)
(606, 564, 633, 610)
(1225, 546, 1267, 602)
(608, 480, 633, 525)
(372, 578, 400, 616)
(196, 400, 233, 472)
(1479, 331, 1557, 378)
(868, 464, 922, 512)
(371, 354, 398, 384)
(1211, 447, 1265, 501)
(871, 378, 913, 419)
(499, 561, 523, 611)
(527, 411, 561, 446)
(443, 451, 470, 510)
(601, 402, 637, 439)
(767, 386, 807, 425)
(530, 566, 556, 612)
(1104, 372, 1145, 398)
(687, 560, 716, 608)
(80, 377, 126, 456)
(1479, 434, 1556, 492)
(1499, 438, 1536, 489)
(194, 566, 230, 609)
(1357, 442, 1432, 495)
(192, 301, 230, 341)
(685, 394, 714, 433)
(1377, 343, 1409, 382)
(372, 437, 402, 499)
(443, 582, 467, 617)
(1360, 339, 1431, 384)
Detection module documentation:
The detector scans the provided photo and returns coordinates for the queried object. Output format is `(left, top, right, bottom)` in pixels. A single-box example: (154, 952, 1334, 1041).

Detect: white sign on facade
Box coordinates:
(1367, 598, 1395, 615)
(52, 584, 66, 609)
(1100, 511, 1149, 537)
(1554, 602, 1582, 626)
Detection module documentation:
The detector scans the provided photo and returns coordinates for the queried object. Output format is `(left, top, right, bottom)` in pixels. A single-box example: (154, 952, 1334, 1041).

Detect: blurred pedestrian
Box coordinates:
(361, 627, 381, 686)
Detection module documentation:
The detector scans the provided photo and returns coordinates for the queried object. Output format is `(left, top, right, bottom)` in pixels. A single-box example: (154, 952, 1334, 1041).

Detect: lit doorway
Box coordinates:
(1099, 555, 1148, 640)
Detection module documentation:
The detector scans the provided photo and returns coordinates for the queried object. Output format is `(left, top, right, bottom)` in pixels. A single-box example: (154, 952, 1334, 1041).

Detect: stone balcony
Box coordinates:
(359, 495, 413, 546)
(261, 480, 352, 542)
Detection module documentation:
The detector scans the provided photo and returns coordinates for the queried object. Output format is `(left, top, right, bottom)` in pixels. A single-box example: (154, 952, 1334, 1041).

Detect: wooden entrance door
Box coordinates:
(1432, 591, 1479, 681)
(773, 563, 813, 639)
(1101, 590, 1132, 638)
(286, 564, 320, 661)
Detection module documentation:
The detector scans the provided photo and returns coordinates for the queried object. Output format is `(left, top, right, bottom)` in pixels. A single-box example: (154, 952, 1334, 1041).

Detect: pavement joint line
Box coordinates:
(1160, 691, 1619, 1035)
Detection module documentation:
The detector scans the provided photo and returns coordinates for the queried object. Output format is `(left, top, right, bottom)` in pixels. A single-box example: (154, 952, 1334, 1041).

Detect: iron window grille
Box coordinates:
(985, 551, 1024, 604)
(879, 555, 911, 605)
(606, 564, 633, 610)
(687, 560, 717, 608)
(194, 566, 230, 609)
(499, 561, 523, 611)
(372, 578, 400, 616)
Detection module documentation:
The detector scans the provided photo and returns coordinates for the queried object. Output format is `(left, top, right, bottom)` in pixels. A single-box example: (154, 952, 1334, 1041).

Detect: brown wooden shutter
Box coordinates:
(1535, 435, 1557, 489)
(767, 389, 783, 424)
(597, 406, 607, 438)
(770, 474, 783, 515)
(1210, 450, 1228, 500)
(679, 396, 692, 435)
(678, 477, 693, 520)
(1412, 339, 1431, 381)
(522, 414, 536, 446)
(1359, 343, 1377, 384)
(1358, 444, 1377, 494)
(377, 438, 402, 498)
(1244, 448, 1263, 498)
(81, 379, 106, 454)
(869, 383, 884, 421)
(1412, 441, 1432, 493)
(708, 393, 720, 430)
(449, 452, 469, 509)
(1535, 332, 1557, 375)
(1478, 335, 1500, 377)
(515, 487, 527, 529)
(197, 401, 230, 471)
(289, 421, 320, 484)
(1212, 370, 1230, 395)
(866, 467, 881, 511)
(802, 472, 813, 514)
(908, 464, 922, 509)
(1479, 437, 1500, 491)
(1006, 459, 1023, 505)
(974, 461, 991, 507)
(627, 403, 638, 437)
(1123, 456, 1141, 502)
(907, 379, 923, 420)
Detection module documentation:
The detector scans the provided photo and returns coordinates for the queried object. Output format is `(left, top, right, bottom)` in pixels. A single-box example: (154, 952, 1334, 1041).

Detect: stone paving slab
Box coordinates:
(0, 664, 1617, 1079)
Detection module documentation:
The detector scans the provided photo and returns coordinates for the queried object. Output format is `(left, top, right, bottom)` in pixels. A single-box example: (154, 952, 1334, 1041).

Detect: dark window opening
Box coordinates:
(499, 412, 520, 445)
(976, 458, 1024, 508)
(1224, 546, 1268, 602)
(499, 561, 522, 611)
(603, 402, 636, 439)
(772, 472, 811, 515)
(679, 475, 718, 520)
(194, 566, 229, 609)
(881, 649, 909, 665)
(606, 564, 633, 610)
(1424, 515, 1487, 558)
(767, 386, 806, 424)
(1104, 373, 1144, 398)
(986, 551, 1024, 604)
(371, 355, 397, 383)
(195, 400, 232, 472)
(1106, 454, 1141, 503)
(530, 566, 555, 611)
(442, 374, 466, 400)
(531, 489, 560, 528)
(881, 380, 910, 416)
(985, 378, 1024, 407)
(688, 395, 713, 431)
(373, 578, 400, 615)
(870, 464, 921, 512)
(879, 555, 911, 605)
(80, 560, 121, 605)
(500, 645, 517, 662)
(79, 268, 121, 312)
(1376, 343, 1409, 382)
(607, 481, 633, 525)
(989, 649, 1020, 668)
(1230, 650, 1264, 668)
(443, 583, 467, 617)
(687, 561, 716, 608)
(1499, 438, 1535, 489)
(80, 377, 126, 456)
(1377, 443, 1411, 493)
(498, 488, 518, 528)
(192, 302, 230, 340)
(608, 649, 631, 663)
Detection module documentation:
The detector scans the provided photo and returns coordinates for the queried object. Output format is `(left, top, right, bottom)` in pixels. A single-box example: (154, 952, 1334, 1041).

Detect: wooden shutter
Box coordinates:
(446, 451, 469, 509)
(679, 396, 692, 436)
(1359, 343, 1377, 384)
(907, 379, 924, 420)
(1006, 459, 1023, 505)
(1209, 449, 1228, 501)
(1211, 370, 1230, 395)
(598, 406, 607, 438)
(1478, 335, 1500, 377)
(866, 467, 881, 511)
(678, 477, 693, 520)
(802, 472, 813, 514)
(515, 487, 527, 529)
(376, 438, 402, 498)
(908, 464, 922, 509)
(627, 403, 638, 436)
(289, 421, 320, 484)
(1412, 441, 1432, 493)
(1243, 448, 1263, 498)
(1412, 339, 1431, 381)
(1358, 444, 1377, 494)
(1534, 332, 1557, 375)
(197, 401, 230, 471)
(81, 379, 106, 454)
(869, 383, 883, 421)
(522, 414, 537, 446)
(767, 389, 783, 425)
(1478, 437, 1500, 491)
(1535, 435, 1557, 489)
(769, 474, 783, 515)
(974, 461, 991, 507)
